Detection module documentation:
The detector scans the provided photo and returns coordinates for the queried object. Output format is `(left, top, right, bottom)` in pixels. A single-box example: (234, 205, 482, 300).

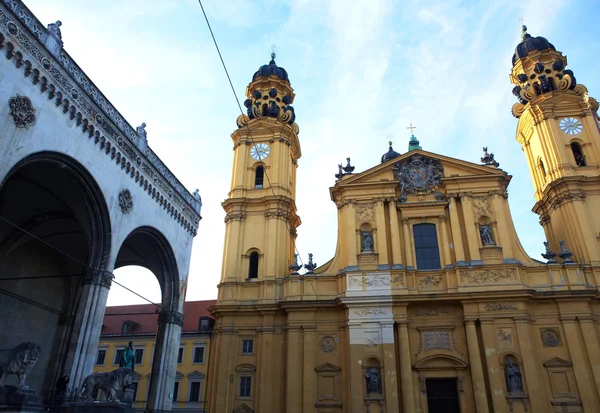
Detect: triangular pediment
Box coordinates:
(187, 370, 205, 378)
(543, 357, 572, 367)
(315, 362, 341, 372)
(334, 149, 506, 189)
(174, 370, 183, 379)
(233, 403, 254, 413)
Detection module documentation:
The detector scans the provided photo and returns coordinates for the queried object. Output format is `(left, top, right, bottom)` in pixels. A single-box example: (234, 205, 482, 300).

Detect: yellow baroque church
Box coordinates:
(208, 27, 600, 413)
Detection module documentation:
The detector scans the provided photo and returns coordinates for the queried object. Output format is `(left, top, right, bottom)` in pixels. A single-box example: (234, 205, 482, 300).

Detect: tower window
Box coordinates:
(255, 166, 264, 188)
(539, 158, 546, 177)
(570, 142, 586, 166)
(248, 252, 259, 279)
(413, 223, 441, 270)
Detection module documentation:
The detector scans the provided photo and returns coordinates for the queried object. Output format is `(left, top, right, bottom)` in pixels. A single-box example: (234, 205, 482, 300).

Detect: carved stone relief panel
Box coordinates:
(319, 336, 336, 353)
(355, 203, 375, 225)
(416, 328, 463, 356)
(346, 274, 363, 290)
(364, 331, 380, 348)
(497, 328, 514, 347)
(472, 196, 493, 219)
(410, 306, 455, 316)
(460, 269, 517, 285)
(540, 328, 562, 348)
(364, 273, 391, 289)
(418, 275, 443, 290)
(484, 303, 518, 311)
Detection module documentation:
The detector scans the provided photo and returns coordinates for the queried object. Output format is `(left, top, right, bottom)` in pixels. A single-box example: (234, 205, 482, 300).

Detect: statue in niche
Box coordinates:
(479, 221, 495, 245)
(361, 231, 374, 252)
(505, 358, 523, 393)
(365, 365, 381, 394)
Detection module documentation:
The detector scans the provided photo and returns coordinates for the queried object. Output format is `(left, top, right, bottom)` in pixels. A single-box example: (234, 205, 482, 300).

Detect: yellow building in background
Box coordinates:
(208, 28, 600, 413)
(94, 300, 215, 412)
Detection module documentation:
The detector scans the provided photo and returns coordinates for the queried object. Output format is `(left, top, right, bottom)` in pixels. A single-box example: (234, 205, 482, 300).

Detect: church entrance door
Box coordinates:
(426, 378, 460, 413)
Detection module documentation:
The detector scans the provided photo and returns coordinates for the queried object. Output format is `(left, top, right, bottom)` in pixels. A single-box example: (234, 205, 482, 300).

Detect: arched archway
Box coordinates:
(112, 226, 183, 411)
(0, 151, 111, 396)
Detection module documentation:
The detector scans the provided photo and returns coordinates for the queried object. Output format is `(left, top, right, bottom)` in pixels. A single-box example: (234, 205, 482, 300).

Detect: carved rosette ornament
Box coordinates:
(393, 154, 443, 195)
(8, 95, 36, 129)
(83, 268, 114, 288)
(118, 189, 133, 214)
(158, 310, 184, 326)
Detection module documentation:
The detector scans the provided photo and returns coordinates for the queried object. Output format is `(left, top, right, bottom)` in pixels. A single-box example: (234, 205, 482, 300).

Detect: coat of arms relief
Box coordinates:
(393, 154, 444, 195)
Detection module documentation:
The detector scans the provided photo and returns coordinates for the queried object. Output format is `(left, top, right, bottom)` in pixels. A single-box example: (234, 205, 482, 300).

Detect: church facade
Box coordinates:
(207, 29, 600, 413)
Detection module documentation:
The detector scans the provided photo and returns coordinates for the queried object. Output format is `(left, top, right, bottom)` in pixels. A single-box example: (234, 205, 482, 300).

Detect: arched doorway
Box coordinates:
(114, 226, 183, 411)
(0, 151, 111, 398)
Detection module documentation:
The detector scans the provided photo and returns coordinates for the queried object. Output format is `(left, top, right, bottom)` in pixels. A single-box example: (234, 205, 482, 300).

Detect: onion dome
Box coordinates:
(252, 52, 290, 83)
(381, 141, 401, 163)
(512, 25, 555, 66)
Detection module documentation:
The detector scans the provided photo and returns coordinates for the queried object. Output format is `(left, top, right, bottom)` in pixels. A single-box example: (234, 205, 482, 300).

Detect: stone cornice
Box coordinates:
(0, 0, 201, 236)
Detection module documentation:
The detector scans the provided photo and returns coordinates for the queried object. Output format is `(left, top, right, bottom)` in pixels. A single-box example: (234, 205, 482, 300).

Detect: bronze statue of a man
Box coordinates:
(119, 341, 135, 373)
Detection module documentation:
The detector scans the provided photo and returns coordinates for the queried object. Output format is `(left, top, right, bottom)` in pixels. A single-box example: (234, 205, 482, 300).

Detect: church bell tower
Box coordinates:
(511, 26, 600, 264)
(219, 53, 301, 300)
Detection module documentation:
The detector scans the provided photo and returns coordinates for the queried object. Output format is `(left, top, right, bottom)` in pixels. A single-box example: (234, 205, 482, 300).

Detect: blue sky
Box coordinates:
(23, 0, 600, 305)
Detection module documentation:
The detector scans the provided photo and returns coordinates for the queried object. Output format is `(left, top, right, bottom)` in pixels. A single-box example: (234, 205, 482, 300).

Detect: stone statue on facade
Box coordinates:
(47, 21, 62, 40)
(289, 253, 302, 275)
(479, 222, 495, 245)
(505, 358, 522, 393)
(558, 240, 574, 263)
(119, 341, 135, 373)
(541, 241, 557, 264)
(335, 164, 344, 180)
(365, 365, 380, 394)
(80, 368, 133, 402)
(136, 122, 147, 141)
(193, 189, 201, 203)
(343, 157, 355, 174)
(304, 253, 317, 274)
(361, 231, 374, 252)
(481, 147, 500, 167)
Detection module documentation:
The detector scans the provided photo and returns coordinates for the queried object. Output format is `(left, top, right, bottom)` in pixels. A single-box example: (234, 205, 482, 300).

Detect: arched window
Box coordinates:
(538, 158, 546, 177)
(570, 142, 586, 166)
(255, 166, 264, 188)
(413, 223, 441, 270)
(248, 252, 259, 279)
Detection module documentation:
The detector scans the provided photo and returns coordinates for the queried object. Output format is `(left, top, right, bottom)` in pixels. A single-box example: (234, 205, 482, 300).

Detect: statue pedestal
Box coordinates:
(60, 401, 136, 413)
(0, 386, 45, 413)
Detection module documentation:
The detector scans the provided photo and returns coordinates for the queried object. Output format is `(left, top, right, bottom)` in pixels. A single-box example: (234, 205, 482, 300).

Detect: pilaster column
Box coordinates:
(374, 198, 389, 266)
(258, 313, 276, 412)
(438, 215, 450, 267)
(460, 194, 481, 264)
(397, 322, 416, 413)
(345, 202, 358, 266)
(286, 327, 303, 413)
(302, 327, 316, 412)
(389, 199, 403, 267)
(382, 321, 399, 411)
(146, 310, 184, 413)
(401, 217, 413, 269)
(579, 318, 600, 401)
(465, 320, 489, 413)
(515, 319, 546, 412)
(562, 318, 600, 409)
(490, 194, 513, 257)
(67, 269, 113, 388)
(448, 195, 466, 265)
(479, 320, 505, 412)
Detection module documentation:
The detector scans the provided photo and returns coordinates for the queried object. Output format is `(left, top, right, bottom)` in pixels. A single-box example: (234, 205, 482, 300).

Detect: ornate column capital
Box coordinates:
(158, 310, 184, 326)
(438, 214, 447, 222)
(83, 268, 114, 289)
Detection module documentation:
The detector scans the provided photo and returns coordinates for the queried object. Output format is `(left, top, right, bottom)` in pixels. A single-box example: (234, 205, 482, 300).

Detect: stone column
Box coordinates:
(401, 218, 413, 269)
(448, 195, 466, 265)
(66, 269, 113, 388)
(562, 318, 600, 409)
(579, 318, 600, 400)
(146, 310, 184, 413)
(465, 320, 489, 413)
(389, 200, 403, 267)
(397, 322, 416, 413)
(460, 194, 482, 264)
(374, 199, 389, 267)
(302, 327, 316, 412)
(514, 319, 546, 412)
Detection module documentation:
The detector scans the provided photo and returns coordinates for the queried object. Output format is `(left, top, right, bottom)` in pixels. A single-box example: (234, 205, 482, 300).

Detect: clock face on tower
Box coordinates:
(250, 143, 270, 160)
(559, 117, 583, 135)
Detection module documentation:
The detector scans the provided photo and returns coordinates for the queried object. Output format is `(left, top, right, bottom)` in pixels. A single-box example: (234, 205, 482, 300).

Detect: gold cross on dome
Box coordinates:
(407, 123, 417, 135)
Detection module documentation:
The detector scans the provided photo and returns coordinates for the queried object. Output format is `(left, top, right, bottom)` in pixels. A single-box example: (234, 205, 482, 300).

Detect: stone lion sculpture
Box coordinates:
(0, 342, 41, 389)
(80, 367, 133, 402)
